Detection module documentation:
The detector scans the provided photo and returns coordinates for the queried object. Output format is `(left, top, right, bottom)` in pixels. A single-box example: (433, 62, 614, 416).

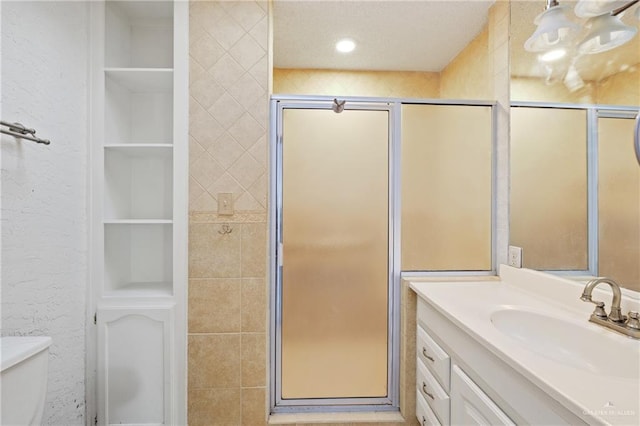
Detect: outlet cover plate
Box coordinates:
(508, 246, 523, 268)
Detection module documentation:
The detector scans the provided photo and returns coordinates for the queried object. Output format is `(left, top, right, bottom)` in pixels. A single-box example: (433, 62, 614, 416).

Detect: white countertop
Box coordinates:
(409, 266, 640, 426)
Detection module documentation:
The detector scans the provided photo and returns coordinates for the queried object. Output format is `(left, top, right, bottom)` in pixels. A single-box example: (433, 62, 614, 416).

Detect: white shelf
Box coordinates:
(105, 1, 173, 69)
(105, 68, 173, 92)
(104, 147, 173, 220)
(105, 143, 173, 149)
(104, 143, 173, 154)
(104, 219, 173, 224)
(103, 281, 173, 297)
(104, 223, 173, 295)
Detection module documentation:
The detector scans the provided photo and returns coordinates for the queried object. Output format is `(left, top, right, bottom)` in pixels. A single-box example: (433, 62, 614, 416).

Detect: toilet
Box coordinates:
(1, 336, 52, 425)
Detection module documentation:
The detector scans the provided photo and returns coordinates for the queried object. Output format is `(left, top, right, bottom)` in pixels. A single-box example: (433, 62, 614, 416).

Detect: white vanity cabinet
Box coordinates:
(415, 296, 585, 426)
(90, 1, 188, 424)
(96, 304, 175, 425)
(450, 365, 514, 425)
(416, 308, 512, 426)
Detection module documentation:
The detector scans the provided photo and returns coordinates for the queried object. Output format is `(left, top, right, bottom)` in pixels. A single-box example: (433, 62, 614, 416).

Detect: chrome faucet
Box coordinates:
(581, 277, 624, 322)
(580, 277, 640, 339)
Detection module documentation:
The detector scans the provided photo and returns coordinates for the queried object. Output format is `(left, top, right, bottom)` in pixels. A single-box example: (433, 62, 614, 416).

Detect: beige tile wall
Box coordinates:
(188, 1, 510, 425)
(188, 1, 269, 425)
(489, 0, 511, 269)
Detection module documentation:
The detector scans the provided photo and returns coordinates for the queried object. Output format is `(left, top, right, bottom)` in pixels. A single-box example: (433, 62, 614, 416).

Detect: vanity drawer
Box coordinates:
(416, 387, 442, 426)
(417, 325, 450, 392)
(417, 356, 450, 425)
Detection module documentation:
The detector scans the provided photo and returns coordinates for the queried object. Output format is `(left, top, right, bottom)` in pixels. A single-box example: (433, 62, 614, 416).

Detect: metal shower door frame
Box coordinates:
(269, 96, 401, 413)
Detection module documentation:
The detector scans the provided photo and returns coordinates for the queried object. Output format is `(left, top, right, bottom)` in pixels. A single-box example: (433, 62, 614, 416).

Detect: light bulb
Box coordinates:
(539, 48, 567, 61)
(335, 39, 356, 53)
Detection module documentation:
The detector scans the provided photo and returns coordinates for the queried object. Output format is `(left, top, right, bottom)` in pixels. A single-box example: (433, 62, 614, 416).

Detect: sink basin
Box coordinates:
(490, 308, 639, 379)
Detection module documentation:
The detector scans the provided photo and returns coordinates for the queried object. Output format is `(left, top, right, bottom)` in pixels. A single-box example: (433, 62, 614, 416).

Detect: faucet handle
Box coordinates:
(626, 311, 640, 330)
(591, 301, 608, 319)
(581, 296, 608, 319)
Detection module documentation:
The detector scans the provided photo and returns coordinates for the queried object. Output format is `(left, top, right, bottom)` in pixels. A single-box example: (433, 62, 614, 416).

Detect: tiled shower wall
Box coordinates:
(188, 1, 269, 425)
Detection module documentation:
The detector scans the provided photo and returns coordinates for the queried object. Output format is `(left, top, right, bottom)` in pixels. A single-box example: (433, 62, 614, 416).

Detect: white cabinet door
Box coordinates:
(451, 365, 514, 426)
(97, 304, 174, 426)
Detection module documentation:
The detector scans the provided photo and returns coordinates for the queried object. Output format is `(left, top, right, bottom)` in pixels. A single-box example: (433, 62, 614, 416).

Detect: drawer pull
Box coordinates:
(422, 347, 435, 362)
(422, 382, 435, 400)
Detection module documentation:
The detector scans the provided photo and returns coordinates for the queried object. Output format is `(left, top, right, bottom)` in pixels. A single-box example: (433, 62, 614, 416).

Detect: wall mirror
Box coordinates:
(509, 0, 640, 291)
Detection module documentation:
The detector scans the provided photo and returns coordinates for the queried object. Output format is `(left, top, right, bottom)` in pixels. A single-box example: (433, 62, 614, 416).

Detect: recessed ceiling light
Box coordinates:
(336, 39, 356, 53)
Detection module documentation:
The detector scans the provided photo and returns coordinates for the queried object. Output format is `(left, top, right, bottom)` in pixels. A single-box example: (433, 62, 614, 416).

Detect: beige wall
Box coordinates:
(511, 67, 639, 106)
(187, 0, 509, 424)
(596, 67, 640, 106)
(511, 76, 597, 103)
(188, 1, 268, 425)
(440, 26, 492, 99)
(274, 68, 440, 98)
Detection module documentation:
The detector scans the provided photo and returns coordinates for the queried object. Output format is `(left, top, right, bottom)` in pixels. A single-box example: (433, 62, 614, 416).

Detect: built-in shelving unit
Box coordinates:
(90, 1, 187, 425)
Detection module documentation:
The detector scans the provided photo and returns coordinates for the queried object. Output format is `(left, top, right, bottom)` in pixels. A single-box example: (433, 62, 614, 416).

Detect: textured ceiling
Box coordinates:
(273, 0, 495, 72)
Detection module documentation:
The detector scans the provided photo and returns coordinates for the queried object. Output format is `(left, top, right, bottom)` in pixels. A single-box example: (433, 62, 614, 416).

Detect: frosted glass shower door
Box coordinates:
(280, 108, 389, 400)
(598, 116, 640, 291)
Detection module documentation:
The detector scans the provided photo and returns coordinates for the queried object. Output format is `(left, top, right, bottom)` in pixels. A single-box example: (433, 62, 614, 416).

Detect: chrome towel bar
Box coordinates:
(1, 120, 51, 145)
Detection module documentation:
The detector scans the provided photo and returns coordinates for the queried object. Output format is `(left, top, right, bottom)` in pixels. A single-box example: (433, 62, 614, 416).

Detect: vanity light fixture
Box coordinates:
(336, 38, 356, 53)
(526, 0, 640, 54)
(525, 0, 580, 52)
(574, 0, 629, 17)
(578, 11, 638, 54)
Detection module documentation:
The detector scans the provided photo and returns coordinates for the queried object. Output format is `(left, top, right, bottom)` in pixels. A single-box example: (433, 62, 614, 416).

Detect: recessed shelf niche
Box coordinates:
(104, 145, 173, 220)
(105, 0, 174, 69)
(105, 71, 173, 145)
(104, 223, 173, 296)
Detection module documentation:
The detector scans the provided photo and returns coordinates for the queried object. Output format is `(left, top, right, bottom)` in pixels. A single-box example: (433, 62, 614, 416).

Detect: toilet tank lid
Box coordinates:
(1, 336, 52, 372)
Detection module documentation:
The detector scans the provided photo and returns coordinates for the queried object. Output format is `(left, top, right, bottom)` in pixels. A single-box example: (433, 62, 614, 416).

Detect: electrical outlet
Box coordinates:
(508, 246, 523, 268)
(218, 193, 234, 215)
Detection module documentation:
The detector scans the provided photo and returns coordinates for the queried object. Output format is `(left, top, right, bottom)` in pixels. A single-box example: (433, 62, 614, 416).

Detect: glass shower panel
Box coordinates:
(510, 107, 588, 270)
(598, 117, 640, 291)
(281, 108, 389, 399)
(401, 104, 492, 271)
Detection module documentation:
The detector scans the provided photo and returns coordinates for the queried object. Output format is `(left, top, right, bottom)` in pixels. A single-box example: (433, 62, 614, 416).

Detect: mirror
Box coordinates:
(510, 0, 640, 104)
(510, 0, 640, 291)
(272, 0, 499, 100)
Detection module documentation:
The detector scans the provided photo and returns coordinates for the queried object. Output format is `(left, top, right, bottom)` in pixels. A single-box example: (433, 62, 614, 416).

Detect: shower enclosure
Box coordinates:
(269, 96, 496, 413)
